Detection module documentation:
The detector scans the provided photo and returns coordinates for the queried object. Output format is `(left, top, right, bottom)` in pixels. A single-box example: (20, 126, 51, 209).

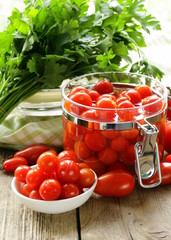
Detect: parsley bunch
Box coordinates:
(0, 0, 163, 123)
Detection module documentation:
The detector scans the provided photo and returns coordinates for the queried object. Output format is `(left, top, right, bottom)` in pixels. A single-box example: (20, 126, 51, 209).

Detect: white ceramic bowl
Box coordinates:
(11, 168, 97, 214)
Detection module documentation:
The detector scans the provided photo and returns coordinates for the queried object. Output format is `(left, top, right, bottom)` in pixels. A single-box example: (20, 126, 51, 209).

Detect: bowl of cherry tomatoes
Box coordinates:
(11, 150, 97, 214)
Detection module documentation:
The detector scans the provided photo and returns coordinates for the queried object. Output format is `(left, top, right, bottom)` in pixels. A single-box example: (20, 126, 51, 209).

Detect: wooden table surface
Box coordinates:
(1, 148, 171, 240)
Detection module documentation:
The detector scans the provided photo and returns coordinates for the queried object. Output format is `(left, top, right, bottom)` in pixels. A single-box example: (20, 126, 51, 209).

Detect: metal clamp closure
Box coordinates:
(135, 121, 161, 188)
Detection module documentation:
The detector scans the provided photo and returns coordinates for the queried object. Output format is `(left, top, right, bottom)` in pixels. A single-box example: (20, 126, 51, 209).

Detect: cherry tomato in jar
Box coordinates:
(2, 157, 28, 173)
(94, 170, 135, 197)
(164, 121, 171, 154)
(96, 97, 117, 121)
(84, 156, 107, 176)
(89, 90, 100, 102)
(69, 92, 92, 115)
(117, 100, 138, 121)
(93, 79, 114, 95)
(142, 95, 163, 114)
(111, 136, 129, 153)
(84, 130, 106, 152)
(107, 161, 127, 172)
(81, 109, 99, 121)
(14, 165, 31, 182)
(39, 179, 62, 200)
(14, 144, 49, 166)
(69, 86, 90, 98)
(61, 183, 79, 199)
(57, 160, 80, 183)
(135, 84, 152, 99)
(124, 89, 141, 105)
(98, 148, 118, 165)
(74, 140, 91, 160)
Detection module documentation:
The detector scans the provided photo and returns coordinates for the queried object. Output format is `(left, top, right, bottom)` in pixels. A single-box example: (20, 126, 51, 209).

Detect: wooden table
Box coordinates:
(1, 148, 171, 240)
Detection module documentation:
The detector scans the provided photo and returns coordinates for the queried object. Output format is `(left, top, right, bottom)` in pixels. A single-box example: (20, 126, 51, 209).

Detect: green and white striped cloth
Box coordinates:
(0, 113, 63, 150)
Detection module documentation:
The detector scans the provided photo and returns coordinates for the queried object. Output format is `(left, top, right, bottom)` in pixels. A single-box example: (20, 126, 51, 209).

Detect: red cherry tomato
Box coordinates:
(116, 95, 131, 105)
(142, 95, 163, 114)
(98, 148, 118, 165)
(89, 90, 100, 102)
(135, 84, 152, 99)
(69, 86, 90, 98)
(29, 190, 43, 200)
(57, 160, 80, 183)
(94, 170, 135, 197)
(93, 79, 114, 95)
(2, 157, 28, 173)
(143, 162, 171, 186)
(117, 100, 138, 121)
(79, 168, 95, 188)
(111, 136, 129, 153)
(164, 121, 171, 154)
(124, 89, 141, 104)
(21, 184, 32, 197)
(101, 130, 118, 139)
(37, 151, 58, 173)
(69, 92, 92, 115)
(39, 179, 62, 200)
(14, 144, 49, 165)
(81, 109, 99, 121)
(84, 130, 106, 152)
(14, 165, 31, 182)
(67, 122, 85, 141)
(26, 168, 45, 190)
(163, 154, 171, 163)
(61, 183, 79, 199)
(74, 140, 91, 160)
(96, 97, 117, 121)
(120, 129, 139, 140)
(58, 150, 77, 162)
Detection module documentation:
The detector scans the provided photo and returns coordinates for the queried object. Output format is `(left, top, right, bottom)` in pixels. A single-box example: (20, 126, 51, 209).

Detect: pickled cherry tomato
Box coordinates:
(135, 84, 152, 99)
(84, 130, 106, 152)
(93, 79, 114, 95)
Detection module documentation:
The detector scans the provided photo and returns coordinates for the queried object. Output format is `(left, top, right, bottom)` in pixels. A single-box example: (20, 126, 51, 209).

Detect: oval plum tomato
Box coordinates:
(93, 79, 114, 95)
(57, 160, 80, 183)
(69, 92, 92, 115)
(68, 86, 90, 98)
(79, 168, 95, 188)
(142, 95, 163, 114)
(124, 89, 141, 105)
(94, 170, 135, 197)
(117, 100, 138, 121)
(2, 157, 28, 173)
(14, 144, 49, 166)
(98, 148, 118, 165)
(29, 190, 43, 200)
(39, 179, 61, 200)
(111, 136, 129, 153)
(84, 130, 106, 152)
(96, 97, 117, 121)
(74, 140, 91, 160)
(61, 183, 79, 199)
(143, 162, 171, 186)
(163, 154, 171, 163)
(89, 90, 100, 102)
(120, 129, 139, 140)
(135, 84, 152, 99)
(14, 165, 31, 182)
(37, 151, 58, 173)
(26, 168, 45, 190)
(84, 156, 106, 176)
(102, 129, 118, 139)
(58, 150, 77, 162)
(164, 121, 171, 154)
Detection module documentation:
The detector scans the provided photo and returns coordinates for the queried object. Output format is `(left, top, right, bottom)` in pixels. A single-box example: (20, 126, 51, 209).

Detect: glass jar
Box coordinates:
(0, 89, 63, 150)
(62, 72, 167, 188)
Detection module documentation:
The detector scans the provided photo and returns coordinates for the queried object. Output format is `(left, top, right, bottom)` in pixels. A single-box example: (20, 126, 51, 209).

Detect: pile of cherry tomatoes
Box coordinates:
(3, 146, 95, 200)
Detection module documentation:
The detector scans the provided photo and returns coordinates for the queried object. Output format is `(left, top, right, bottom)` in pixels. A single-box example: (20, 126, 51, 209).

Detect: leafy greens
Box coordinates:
(0, 0, 163, 123)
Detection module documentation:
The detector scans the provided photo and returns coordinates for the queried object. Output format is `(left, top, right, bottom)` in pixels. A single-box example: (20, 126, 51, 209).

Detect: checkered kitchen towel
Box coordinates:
(0, 113, 63, 150)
